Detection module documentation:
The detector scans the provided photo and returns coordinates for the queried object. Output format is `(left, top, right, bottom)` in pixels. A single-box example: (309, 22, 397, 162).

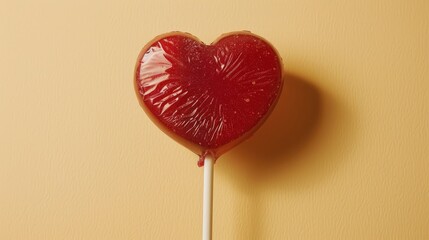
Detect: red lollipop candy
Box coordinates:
(134, 31, 283, 240)
(135, 32, 283, 164)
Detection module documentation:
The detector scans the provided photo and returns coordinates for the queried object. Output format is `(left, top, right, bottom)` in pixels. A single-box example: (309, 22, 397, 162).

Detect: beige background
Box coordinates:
(1, 0, 428, 239)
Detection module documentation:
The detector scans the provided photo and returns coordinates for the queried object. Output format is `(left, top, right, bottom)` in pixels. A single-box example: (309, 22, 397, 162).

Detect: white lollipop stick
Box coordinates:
(202, 155, 214, 240)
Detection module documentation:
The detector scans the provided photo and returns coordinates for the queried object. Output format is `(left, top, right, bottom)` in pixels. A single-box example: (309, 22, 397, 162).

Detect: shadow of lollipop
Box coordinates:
(216, 72, 327, 239)
(225, 73, 323, 182)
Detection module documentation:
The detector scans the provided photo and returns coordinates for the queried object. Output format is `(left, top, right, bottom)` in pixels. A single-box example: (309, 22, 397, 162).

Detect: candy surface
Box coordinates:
(135, 32, 283, 159)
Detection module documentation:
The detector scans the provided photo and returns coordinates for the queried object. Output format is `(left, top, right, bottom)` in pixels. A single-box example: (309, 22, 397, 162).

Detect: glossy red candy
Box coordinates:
(135, 32, 283, 161)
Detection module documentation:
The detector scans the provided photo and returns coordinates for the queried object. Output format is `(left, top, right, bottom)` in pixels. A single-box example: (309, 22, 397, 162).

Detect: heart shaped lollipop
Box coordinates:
(135, 32, 283, 161)
(135, 31, 283, 240)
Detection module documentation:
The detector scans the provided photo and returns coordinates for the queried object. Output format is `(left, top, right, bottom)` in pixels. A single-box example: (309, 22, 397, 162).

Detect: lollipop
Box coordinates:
(134, 31, 283, 240)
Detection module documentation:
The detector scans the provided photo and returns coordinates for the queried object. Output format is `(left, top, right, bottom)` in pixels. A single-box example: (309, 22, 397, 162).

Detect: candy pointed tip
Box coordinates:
(197, 159, 205, 167)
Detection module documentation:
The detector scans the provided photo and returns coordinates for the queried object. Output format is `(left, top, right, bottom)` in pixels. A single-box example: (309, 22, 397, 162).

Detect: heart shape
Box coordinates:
(135, 32, 283, 159)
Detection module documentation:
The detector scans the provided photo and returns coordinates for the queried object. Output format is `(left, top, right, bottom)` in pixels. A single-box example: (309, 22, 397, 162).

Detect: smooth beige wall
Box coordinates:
(1, 0, 428, 239)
